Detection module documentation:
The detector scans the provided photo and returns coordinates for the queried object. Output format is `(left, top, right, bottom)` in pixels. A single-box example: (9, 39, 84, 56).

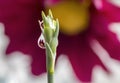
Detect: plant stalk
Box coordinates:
(46, 45, 55, 83)
(47, 72, 54, 83)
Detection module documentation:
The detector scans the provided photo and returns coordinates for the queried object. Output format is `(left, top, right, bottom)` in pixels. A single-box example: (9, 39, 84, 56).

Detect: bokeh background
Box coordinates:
(1, 0, 120, 83)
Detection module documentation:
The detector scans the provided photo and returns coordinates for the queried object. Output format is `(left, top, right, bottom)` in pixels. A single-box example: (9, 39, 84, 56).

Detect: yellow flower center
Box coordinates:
(45, 0, 90, 35)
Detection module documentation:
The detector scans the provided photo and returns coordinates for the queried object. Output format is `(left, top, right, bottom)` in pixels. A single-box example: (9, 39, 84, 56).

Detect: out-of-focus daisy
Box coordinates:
(0, 0, 120, 82)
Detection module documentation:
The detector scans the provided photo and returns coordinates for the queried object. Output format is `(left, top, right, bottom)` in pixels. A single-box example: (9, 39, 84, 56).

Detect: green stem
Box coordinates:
(46, 56, 54, 83)
(48, 72, 54, 83)
(46, 43, 55, 83)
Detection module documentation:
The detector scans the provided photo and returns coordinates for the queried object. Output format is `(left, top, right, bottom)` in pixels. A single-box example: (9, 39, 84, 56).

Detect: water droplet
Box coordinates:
(38, 34, 45, 49)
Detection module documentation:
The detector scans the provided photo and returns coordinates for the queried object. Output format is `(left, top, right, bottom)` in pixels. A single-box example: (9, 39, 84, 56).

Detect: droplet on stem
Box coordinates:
(38, 34, 45, 49)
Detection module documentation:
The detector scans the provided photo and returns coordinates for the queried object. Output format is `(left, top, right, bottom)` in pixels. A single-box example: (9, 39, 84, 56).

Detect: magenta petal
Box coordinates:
(0, 0, 46, 75)
(90, 7, 120, 60)
(96, 32, 120, 60)
(93, 0, 120, 22)
(58, 33, 108, 82)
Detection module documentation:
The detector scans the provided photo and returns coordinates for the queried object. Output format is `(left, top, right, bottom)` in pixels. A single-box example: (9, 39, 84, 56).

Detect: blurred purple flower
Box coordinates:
(0, 0, 120, 82)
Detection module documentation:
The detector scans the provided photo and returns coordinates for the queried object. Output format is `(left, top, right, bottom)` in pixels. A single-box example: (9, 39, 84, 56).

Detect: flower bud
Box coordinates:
(38, 10, 59, 54)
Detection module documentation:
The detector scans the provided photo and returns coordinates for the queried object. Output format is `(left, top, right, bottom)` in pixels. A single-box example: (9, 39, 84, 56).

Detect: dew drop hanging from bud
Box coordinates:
(38, 34, 45, 49)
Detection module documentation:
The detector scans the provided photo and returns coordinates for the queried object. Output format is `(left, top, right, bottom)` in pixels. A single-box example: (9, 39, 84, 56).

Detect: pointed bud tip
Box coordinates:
(56, 18, 59, 28)
(41, 11, 46, 20)
(48, 9, 53, 18)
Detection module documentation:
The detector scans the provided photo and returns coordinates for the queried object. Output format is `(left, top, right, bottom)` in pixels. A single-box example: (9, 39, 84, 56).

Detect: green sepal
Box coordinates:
(46, 42, 54, 58)
(48, 9, 53, 19)
(46, 43, 55, 73)
(53, 19, 59, 38)
(49, 37, 58, 55)
(44, 26, 53, 43)
(42, 11, 53, 43)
